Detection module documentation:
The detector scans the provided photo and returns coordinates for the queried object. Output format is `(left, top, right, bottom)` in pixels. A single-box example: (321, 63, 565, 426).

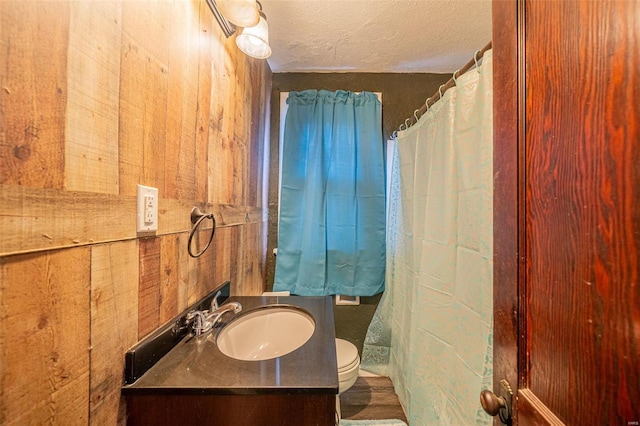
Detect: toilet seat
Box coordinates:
(335, 338, 360, 420)
(335, 338, 360, 394)
(336, 338, 359, 372)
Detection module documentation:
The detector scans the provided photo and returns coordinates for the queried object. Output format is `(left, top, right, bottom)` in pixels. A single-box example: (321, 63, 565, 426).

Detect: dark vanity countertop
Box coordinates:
(122, 296, 338, 396)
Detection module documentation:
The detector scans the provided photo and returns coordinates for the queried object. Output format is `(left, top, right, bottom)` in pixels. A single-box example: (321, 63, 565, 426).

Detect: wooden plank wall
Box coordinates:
(0, 0, 271, 424)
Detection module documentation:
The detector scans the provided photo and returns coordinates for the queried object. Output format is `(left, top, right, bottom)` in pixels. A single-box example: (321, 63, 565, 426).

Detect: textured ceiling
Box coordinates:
(261, 0, 492, 73)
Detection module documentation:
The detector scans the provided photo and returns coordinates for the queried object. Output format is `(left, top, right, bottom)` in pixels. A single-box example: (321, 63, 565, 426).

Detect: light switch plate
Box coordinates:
(137, 184, 158, 232)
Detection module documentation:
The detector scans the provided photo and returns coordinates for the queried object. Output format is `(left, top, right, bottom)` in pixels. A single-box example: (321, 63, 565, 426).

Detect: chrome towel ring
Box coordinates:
(188, 207, 216, 258)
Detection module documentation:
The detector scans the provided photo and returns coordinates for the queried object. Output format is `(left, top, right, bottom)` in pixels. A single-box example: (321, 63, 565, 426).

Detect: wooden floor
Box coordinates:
(340, 376, 408, 424)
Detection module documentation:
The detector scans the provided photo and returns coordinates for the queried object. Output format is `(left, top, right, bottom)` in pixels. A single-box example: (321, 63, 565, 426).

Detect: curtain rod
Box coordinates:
(392, 41, 492, 138)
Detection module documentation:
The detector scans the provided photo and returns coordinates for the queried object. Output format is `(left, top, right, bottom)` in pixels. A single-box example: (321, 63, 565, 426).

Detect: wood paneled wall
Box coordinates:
(0, 0, 271, 424)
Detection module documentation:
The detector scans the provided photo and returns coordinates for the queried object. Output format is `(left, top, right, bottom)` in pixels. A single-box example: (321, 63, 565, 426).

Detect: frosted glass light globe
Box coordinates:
(217, 0, 260, 27)
(236, 15, 272, 59)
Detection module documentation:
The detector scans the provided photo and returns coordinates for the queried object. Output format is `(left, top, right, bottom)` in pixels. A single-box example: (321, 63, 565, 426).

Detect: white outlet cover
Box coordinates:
(136, 184, 158, 232)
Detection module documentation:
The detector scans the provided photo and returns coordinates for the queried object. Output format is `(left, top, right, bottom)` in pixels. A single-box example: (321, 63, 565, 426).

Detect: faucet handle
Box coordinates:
(186, 310, 212, 336)
(210, 291, 223, 311)
(185, 310, 203, 327)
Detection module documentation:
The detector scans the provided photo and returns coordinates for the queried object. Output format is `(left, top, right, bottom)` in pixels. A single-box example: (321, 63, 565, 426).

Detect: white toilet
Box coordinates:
(335, 338, 360, 419)
(261, 292, 361, 418)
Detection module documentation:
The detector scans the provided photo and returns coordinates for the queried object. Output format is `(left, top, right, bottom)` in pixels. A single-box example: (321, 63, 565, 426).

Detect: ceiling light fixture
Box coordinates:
(235, 1, 272, 59)
(216, 0, 260, 27)
(205, 0, 236, 38)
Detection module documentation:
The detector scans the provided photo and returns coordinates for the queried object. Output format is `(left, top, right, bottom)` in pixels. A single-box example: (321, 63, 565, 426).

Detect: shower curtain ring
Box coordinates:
(404, 118, 411, 128)
(413, 109, 420, 123)
(425, 97, 431, 111)
(474, 50, 482, 72)
(438, 84, 445, 100)
(399, 123, 406, 131)
(453, 69, 460, 85)
(392, 130, 398, 140)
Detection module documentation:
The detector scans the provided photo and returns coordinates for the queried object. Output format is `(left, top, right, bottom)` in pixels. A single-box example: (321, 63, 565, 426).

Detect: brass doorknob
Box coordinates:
(480, 380, 513, 424)
(480, 389, 506, 416)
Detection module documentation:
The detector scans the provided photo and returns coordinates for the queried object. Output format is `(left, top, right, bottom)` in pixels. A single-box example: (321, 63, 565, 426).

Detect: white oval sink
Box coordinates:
(216, 305, 315, 361)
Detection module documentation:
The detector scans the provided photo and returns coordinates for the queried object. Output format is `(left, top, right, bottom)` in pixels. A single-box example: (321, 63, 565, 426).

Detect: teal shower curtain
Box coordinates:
(274, 90, 386, 296)
(362, 51, 494, 425)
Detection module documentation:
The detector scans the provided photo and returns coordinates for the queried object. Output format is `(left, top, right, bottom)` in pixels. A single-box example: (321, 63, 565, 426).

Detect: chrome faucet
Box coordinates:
(209, 302, 242, 328)
(185, 310, 210, 336)
(186, 301, 242, 336)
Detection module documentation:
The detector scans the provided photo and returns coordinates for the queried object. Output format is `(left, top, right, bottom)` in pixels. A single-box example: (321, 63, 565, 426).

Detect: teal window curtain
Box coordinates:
(274, 90, 386, 296)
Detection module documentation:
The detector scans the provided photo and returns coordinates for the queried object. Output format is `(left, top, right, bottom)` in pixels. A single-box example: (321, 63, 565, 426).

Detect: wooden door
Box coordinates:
(490, 0, 640, 424)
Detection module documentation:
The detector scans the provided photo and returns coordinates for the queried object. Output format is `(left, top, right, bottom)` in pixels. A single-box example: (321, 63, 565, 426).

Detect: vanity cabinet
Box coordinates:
(122, 295, 338, 426)
(126, 393, 335, 425)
